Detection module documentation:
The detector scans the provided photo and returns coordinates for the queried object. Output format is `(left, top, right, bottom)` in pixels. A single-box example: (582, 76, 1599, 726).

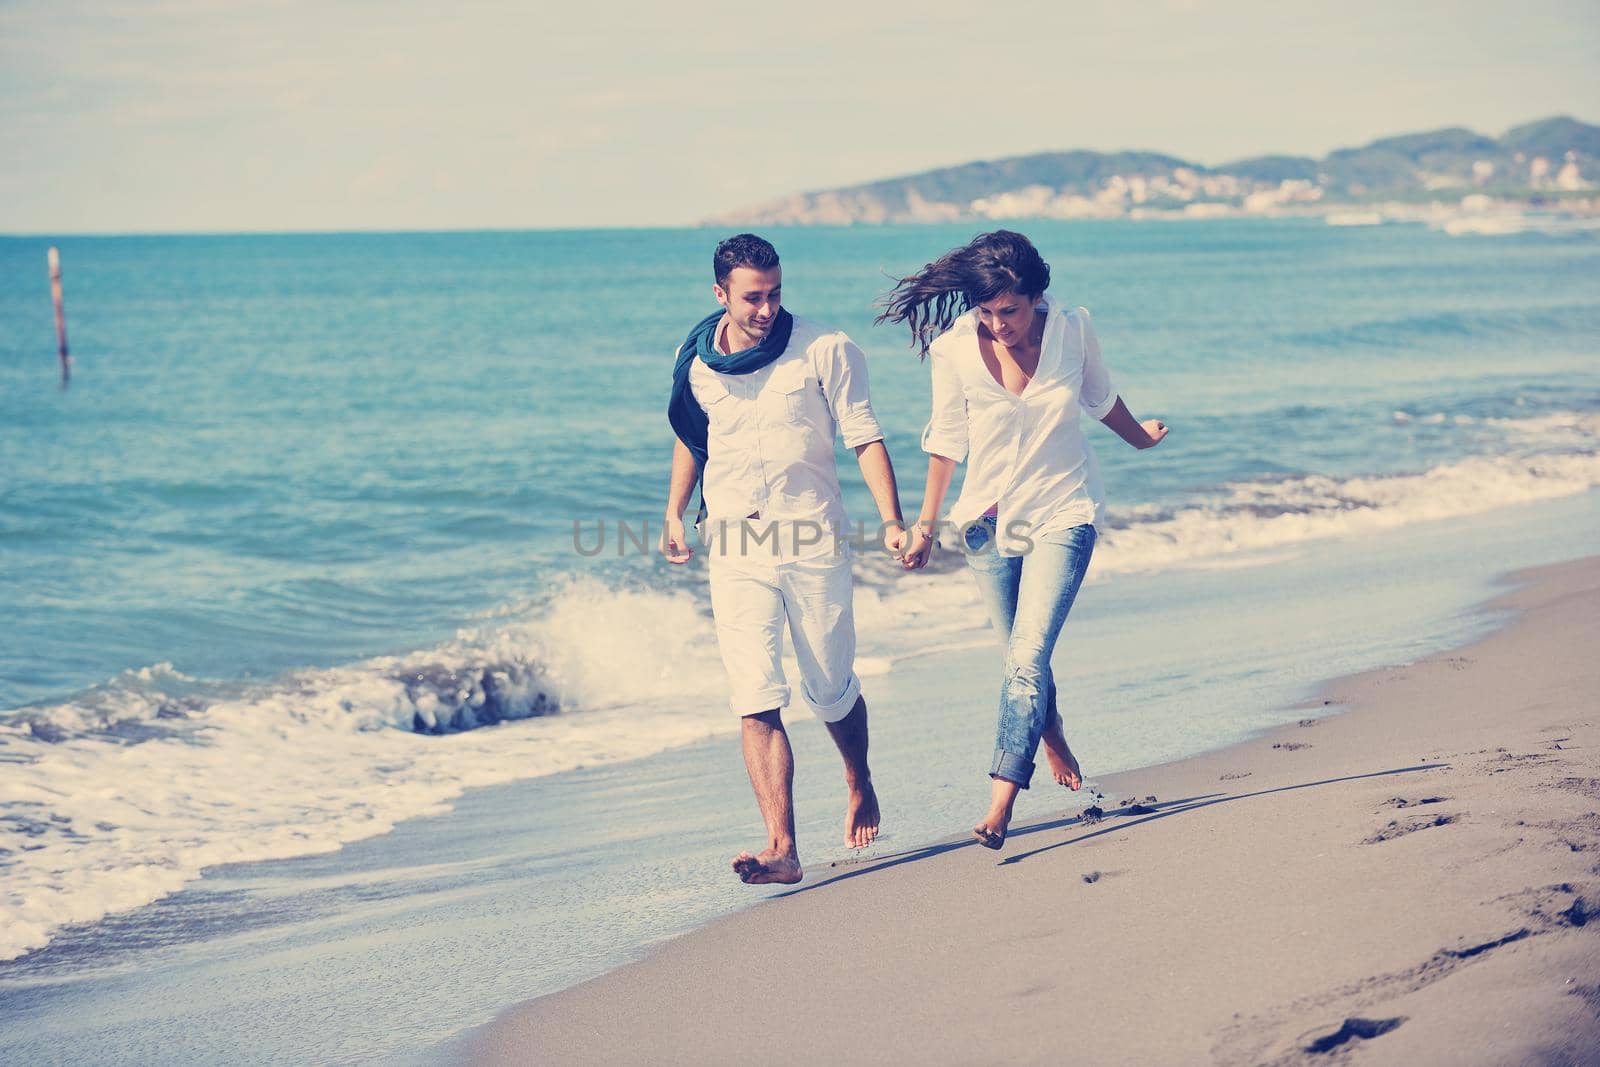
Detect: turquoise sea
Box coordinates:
(2, 219, 1598, 1061)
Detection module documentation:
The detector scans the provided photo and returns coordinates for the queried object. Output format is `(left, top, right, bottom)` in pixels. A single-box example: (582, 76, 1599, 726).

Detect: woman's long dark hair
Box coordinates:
(875, 230, 1052, 358)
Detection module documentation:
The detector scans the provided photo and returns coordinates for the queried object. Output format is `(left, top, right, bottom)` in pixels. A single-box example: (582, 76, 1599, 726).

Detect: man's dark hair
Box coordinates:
(713, 233, 780, 289)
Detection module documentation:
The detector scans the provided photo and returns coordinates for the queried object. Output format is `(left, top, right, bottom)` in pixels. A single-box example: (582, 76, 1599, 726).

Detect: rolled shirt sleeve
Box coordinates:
(1076, 307, 1118, 420)
(818, 334, 885, 449)
(920, 344, 970, 462)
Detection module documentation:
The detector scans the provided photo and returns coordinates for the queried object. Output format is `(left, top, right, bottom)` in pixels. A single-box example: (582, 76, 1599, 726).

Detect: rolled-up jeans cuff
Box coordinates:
(990, 750, 1034, 788)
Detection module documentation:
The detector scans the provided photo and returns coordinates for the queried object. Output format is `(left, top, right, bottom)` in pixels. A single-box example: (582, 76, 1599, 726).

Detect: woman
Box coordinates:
(879, 230, 1168, 850)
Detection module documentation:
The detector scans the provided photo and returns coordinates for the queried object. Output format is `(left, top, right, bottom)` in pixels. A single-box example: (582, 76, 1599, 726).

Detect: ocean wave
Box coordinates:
(1094, 438, 1599, 576)
(1288, 304, 1600, 350)
(0, 578, 730, 962)
(4, 578, 722, 745)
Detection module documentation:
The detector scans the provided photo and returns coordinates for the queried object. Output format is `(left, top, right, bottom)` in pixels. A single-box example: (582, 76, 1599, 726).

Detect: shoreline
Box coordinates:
(458, 556, 1600, 1065)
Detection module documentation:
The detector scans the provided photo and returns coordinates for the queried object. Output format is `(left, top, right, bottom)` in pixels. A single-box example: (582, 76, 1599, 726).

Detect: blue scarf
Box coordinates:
(667, 308, 795, 469)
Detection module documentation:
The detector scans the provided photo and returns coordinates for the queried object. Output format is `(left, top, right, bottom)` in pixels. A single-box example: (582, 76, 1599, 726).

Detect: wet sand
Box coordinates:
(459, 556, 1600, 1065)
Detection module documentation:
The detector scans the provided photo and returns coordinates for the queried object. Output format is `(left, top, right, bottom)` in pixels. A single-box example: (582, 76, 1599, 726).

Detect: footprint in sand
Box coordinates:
(1363, 813, 1457, 844)
(1303, 1016, 1406, 1054)
(1385, 796, 1448, 809)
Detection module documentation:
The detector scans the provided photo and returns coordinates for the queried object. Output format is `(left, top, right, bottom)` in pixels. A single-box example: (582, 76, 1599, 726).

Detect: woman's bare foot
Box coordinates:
(972, 777, 1021, 850)
(732, 847, 802, 885)
(1041, 712, 1083, 790)
(845, 782, 880, 849)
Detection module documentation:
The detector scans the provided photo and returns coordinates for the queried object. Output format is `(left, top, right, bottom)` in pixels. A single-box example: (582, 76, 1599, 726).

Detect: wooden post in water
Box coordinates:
(48, 246, 71, 384)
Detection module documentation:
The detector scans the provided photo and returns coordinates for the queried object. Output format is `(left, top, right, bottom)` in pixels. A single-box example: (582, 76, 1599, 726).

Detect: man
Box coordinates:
(663, 233, 905, 885)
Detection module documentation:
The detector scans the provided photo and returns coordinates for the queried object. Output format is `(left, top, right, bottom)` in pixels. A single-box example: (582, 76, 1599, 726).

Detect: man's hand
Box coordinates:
(882, 520, 908, 561)
(1140, 419, 1169, 449)
(662, 516, 694, 564)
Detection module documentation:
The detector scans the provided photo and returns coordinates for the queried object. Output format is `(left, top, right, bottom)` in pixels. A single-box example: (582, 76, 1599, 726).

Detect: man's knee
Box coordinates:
(743, 708, 784, 731)
(805, 674, 862, 724)
(827, 695, 867, 731)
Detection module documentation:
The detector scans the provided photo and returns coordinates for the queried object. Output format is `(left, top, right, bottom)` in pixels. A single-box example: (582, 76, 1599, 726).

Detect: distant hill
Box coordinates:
(706, 116, 1600, 225)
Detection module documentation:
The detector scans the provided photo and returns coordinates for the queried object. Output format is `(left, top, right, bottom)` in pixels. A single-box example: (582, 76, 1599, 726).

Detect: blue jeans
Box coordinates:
(963, 517, 1096, 787)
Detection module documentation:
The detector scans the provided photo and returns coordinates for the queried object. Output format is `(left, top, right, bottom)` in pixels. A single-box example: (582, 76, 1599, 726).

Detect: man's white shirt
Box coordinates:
(690, 315, 883, 560)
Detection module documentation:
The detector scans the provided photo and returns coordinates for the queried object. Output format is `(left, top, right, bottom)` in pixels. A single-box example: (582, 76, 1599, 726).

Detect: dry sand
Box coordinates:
(460, 557, 1600, 1066)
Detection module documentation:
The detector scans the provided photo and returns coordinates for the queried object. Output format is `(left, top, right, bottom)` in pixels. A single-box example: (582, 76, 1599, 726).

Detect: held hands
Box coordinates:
(901, 524, 934, 570)
(1140, 419, 1169, 449)
(661, 516, 694, 564)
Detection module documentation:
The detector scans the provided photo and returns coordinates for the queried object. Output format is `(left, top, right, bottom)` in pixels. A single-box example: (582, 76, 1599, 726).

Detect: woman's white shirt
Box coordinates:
(921, 296, 1117, 554)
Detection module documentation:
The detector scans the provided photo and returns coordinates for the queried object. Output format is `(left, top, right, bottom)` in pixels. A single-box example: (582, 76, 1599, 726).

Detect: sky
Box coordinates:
(1, 0, 1596, 234)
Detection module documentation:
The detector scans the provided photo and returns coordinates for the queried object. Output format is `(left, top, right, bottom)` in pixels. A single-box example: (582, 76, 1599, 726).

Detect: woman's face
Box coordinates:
(975, 290, 1039, 347)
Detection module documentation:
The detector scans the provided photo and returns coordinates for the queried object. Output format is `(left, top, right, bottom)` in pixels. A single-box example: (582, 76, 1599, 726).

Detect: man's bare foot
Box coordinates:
(845, 782, 880, 849)
(1042, 712, 1083, 790)
(731, 848, 803, 885)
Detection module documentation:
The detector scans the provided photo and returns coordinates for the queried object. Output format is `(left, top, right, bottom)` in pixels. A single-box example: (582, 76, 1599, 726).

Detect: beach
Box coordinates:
(3, 223, 1598, 1064)
(461, 555, 1600, 1066)
(5, 4, 1600, 1060)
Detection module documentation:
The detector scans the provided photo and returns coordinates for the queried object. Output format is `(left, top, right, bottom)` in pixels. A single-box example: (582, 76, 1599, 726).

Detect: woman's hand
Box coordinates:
(902, 525, 935, 570)
(1100, 399, 1169, 451)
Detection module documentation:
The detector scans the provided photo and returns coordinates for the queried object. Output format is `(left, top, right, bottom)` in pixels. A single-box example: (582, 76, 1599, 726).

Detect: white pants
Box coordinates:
(706, 549, 861, 722)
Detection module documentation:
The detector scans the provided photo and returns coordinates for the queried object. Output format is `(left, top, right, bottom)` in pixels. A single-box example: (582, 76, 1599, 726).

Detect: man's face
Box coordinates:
(714, 265, 782, 347)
